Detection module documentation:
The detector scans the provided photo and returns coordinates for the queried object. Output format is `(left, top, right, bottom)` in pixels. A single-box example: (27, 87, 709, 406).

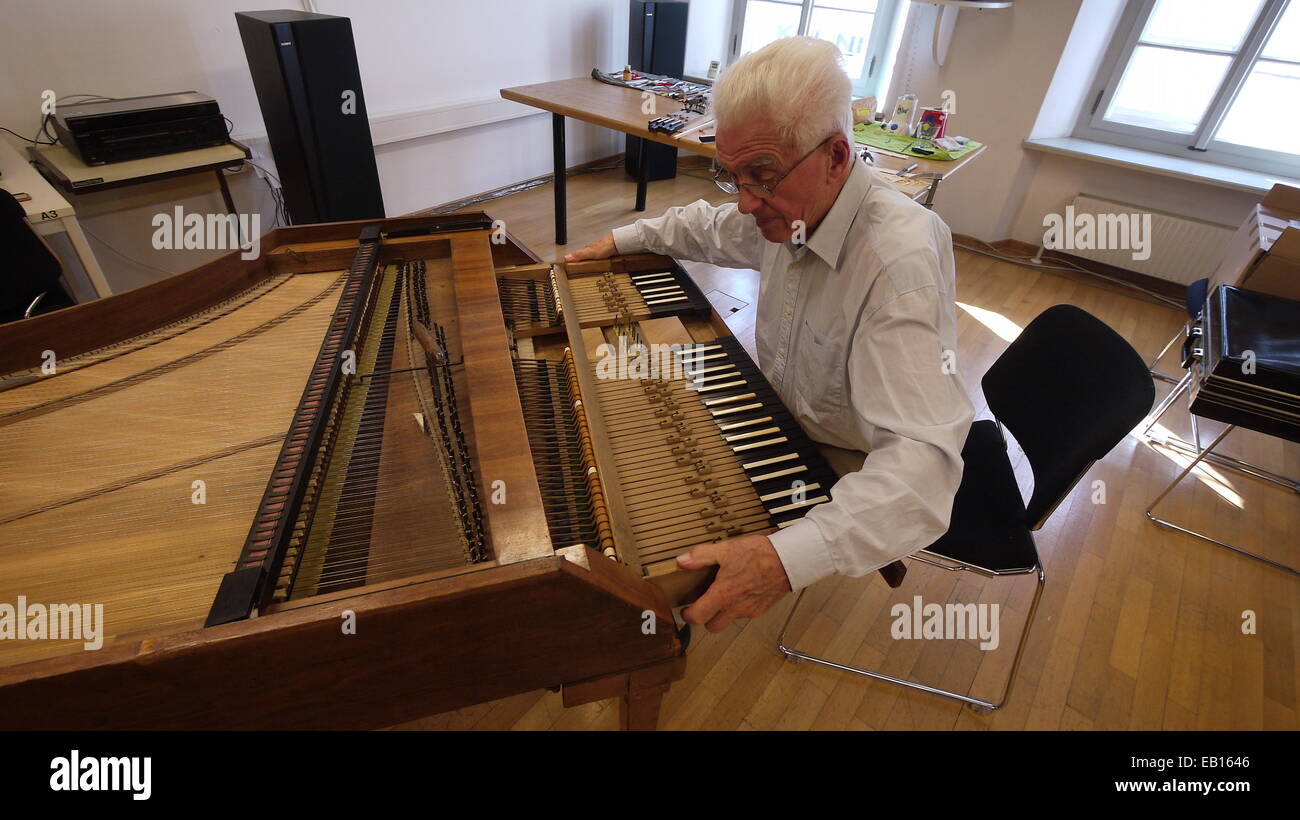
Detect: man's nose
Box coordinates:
(736, 188, 763, 215)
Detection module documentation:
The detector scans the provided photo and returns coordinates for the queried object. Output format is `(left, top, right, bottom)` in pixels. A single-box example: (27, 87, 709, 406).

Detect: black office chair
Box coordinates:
(1, 188, 69, 324)
(777, 304, 1155, 712)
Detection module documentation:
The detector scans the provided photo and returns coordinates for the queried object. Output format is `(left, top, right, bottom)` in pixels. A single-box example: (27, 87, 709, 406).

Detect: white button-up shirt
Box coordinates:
(611, 159, 974, 591)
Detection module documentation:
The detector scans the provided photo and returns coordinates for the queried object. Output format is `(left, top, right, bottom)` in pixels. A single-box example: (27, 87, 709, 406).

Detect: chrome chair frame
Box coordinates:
(1147, 324, 1186, 386)
(776, 555, 1045, 713)
(774, 429, 1082, 714)
(1146, 424, 1300, 576)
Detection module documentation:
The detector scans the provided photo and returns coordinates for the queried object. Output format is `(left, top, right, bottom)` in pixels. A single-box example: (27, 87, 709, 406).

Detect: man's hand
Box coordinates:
(677, 534, 792, 633)
(563, 233, 618, 263)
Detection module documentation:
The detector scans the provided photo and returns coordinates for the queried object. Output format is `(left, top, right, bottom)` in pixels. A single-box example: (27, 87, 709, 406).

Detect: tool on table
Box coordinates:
(648, 115, 687, 134)
(673, 116, 715, 140)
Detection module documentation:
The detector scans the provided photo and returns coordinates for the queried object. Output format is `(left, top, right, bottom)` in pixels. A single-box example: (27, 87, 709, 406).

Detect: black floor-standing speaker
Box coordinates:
(627, 0, 689, 184)
(236, 9, 385, 224)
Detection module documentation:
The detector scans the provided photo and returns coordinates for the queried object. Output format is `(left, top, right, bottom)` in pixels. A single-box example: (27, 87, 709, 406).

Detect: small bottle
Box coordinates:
(889, 93, 918, 135)
(622, 64, 633, 81)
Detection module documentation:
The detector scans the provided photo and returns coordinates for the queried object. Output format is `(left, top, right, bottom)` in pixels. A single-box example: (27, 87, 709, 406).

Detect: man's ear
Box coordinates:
(826, 134, 854, 180)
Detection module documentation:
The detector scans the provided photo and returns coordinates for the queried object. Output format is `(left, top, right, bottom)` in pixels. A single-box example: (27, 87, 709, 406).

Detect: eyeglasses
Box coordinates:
(712, 135, 835, 198)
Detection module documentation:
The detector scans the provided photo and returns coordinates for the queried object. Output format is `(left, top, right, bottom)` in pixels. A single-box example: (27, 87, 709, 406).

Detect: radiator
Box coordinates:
(1045, 195, 1237, 285)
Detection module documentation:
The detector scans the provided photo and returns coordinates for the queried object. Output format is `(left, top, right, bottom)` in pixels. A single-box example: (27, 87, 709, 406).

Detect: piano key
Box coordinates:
(717, 415, 774, 432)
(676, 344, 723, 355)
(730, 436, 789, 453)
(690, 379, 748, 393)
(758, 483, 821, 502)
(741, 452, 800, 470)
(748, 464, 808, 483)
(723, 426, 782, 443)
(710, 401, 764, 417)
(768, 495, 830, 515)
(689, 370, 741, 385)
(703, 391, 759, 407)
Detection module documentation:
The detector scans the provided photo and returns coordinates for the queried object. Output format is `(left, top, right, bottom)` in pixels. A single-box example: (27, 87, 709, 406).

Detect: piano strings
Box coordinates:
(0, 270, 351, 665)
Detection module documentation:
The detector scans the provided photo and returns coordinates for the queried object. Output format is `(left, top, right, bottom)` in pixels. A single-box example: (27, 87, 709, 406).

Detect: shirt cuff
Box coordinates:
(768, 518, 837, 591)
(611, 223, 645, 255)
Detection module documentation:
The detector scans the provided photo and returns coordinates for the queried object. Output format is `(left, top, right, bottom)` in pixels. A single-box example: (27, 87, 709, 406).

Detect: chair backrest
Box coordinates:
(982, 304, 1155, 528)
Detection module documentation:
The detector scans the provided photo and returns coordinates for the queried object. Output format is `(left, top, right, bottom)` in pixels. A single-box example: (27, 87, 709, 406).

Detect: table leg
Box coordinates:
(552, 113, 567, 246)
(923, 177, 942, 209)
(635, 138, 649, 212)
(60, 216, 113, 298)
(216, 167, 243, 247)
(619, 685, 666, 731)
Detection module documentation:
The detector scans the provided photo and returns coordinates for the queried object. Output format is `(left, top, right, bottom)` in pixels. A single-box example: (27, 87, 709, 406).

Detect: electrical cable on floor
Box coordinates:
(222, 160, 288, 227)
(78, 223, 185, 278)
(219, 110, 291, 226)
(75, 172, 286, 278)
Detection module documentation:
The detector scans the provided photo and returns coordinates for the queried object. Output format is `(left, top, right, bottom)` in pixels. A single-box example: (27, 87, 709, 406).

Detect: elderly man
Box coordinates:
(566, 37, 974, 634)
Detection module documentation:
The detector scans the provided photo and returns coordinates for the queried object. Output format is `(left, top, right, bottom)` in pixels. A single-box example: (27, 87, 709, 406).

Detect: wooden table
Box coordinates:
(500, 77, 987, 245)
(27, 141, 252, 295)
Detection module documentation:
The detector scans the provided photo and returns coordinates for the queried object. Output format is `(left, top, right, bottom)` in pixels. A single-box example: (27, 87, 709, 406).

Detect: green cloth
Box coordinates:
(852, 122, 982, 161)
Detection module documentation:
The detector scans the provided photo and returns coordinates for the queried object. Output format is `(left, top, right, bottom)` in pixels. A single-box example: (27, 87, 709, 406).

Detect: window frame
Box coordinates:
(727, 0, 903, 99)
(1075, 0, 1300, 179)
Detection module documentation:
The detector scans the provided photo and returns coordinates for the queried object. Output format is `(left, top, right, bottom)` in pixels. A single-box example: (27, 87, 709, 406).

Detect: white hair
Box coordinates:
(711, 36, 852, 154)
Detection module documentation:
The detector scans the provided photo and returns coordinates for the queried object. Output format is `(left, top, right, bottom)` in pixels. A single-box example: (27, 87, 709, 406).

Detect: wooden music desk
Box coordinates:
(500, 76, 987, 245)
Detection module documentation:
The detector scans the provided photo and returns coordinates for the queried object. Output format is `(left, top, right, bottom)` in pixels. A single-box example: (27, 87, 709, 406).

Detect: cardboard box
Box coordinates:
(1209, 183, 1300, 302)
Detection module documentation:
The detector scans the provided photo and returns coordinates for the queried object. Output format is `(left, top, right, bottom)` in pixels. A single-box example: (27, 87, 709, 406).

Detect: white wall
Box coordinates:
(0, 0, 634, 292)
(882, 0, 1261, 249)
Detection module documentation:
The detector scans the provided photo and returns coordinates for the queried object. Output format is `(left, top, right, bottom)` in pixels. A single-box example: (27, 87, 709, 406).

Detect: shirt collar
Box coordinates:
(793, 158, 874, 270)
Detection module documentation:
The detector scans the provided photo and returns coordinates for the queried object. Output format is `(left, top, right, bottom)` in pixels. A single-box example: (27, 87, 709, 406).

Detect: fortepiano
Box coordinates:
(0, 215, 854, 729)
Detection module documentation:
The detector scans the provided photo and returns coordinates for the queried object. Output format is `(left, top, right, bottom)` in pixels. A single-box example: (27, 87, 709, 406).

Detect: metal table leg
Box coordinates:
(552, 113, 567, 246)
(216, 167, 243, 247)
(922, 177, 942, 209)
(1146, 424, 1300, 574)
(635, 138, 649, 212)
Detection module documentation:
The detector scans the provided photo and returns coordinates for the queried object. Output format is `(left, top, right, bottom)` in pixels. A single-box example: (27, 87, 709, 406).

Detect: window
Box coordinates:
(1079, 0, 1300, 177)
(728, 0, 905, 98)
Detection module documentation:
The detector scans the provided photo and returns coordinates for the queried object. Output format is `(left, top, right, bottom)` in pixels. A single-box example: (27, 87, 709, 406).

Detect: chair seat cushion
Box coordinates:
(925, 420, 1038, 573)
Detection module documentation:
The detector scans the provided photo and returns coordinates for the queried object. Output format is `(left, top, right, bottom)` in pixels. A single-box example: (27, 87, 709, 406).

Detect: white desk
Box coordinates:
(0, 139, 111, 298)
